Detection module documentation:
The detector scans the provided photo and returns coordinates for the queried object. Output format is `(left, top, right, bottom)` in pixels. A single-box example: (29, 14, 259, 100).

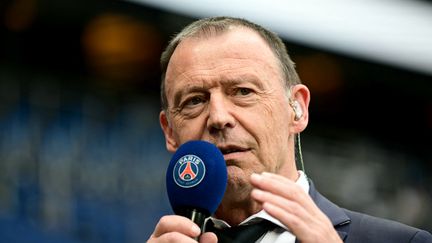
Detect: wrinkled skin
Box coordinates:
(148, 27, 341, 243)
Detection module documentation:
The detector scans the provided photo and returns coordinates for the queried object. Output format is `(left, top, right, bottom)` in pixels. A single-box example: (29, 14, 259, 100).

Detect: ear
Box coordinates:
(289, 84, 310, 134)
(159, 110, 178, 153)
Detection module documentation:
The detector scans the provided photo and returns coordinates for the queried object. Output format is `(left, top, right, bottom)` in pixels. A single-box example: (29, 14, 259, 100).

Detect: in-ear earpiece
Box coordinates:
(289, 100, 306, 171)
(290, 100, 303, 121)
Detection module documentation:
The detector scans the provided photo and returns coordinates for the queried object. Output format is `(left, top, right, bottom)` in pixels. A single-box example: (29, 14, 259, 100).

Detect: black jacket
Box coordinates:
(308, 181, 432, 243)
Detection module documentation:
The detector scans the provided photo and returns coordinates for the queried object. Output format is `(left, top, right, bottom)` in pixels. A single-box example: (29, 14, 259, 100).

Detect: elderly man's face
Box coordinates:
(160, 27, 308, 201)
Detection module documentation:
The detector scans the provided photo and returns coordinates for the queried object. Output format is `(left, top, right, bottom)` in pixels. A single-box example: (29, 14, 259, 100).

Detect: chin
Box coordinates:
(226, 166, 247, 183)
(225, 172, 253, 199)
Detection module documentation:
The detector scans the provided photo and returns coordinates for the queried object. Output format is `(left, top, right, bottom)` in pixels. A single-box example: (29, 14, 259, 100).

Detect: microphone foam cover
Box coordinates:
(166, 140, 227, 216)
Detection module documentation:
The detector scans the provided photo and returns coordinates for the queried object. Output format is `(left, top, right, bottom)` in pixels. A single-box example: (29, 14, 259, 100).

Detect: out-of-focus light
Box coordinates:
(4, 0, 37, 32)
(296, 54, 343, 95)
(82, 13, 162, 87)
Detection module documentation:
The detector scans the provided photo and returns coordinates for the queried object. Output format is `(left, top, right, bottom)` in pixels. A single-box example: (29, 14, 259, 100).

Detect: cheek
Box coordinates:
(255, 100, 291, 156)
(240, 97, 289, 141)
(260, 99, 290, 136)
(171, 115, 206, 142)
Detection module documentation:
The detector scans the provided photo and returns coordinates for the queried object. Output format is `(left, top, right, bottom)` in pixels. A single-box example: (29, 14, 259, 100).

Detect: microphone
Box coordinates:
(166, 140, 227, 232)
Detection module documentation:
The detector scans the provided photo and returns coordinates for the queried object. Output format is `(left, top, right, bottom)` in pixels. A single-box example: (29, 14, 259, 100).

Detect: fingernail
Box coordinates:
(251, 173, 262, 182)
(262, 172, 272, 177)
(192, 224, 201, 235)
(252, 189, 263, 198)
(262, 202, 274, 211)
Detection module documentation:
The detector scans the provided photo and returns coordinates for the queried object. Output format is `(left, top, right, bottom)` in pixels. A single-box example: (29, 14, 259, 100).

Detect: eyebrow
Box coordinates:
(223, 75, 266, 91)
(170, 74, 266, 107)
(172, 86, 207, 108)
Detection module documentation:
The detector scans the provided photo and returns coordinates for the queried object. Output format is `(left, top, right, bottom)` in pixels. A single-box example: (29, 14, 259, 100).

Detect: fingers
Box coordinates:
(148, 231, 198, 243)
(153, 215, 201, 238)
(251, 187, 310, 220)
(250, 177, 313, 233)
(252, 188, 310, 231)
(249, 172, 342, 243)
(199, 232, 218, 243)
(250, 172, 316, 213)
(147, 215, 201, 243)
(147, 216, 219, 243)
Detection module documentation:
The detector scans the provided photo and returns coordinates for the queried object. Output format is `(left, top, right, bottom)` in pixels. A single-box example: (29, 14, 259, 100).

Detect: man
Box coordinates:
(148, 16, 432, 242)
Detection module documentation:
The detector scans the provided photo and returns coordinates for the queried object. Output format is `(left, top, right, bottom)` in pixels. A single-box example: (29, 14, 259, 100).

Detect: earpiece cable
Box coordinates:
(295, 133, 305, 173)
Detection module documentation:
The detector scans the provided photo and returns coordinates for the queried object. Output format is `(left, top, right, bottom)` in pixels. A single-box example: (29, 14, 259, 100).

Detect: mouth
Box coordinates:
(218, 145, 249, 157)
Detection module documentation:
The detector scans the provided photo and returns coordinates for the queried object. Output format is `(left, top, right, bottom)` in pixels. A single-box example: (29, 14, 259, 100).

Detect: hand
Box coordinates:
(250, 172, 342, 243)
(147, 215, 217, 243)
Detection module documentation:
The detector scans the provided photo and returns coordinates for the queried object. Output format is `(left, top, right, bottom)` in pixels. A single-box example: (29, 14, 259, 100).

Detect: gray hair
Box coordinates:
(160, 16, 301, 110)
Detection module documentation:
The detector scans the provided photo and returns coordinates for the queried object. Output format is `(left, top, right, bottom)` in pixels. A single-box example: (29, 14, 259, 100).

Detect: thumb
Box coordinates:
(199, 232, 218, 243)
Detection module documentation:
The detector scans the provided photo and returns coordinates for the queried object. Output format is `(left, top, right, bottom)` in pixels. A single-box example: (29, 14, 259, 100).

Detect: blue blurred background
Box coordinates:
(0, 0, 431, 242)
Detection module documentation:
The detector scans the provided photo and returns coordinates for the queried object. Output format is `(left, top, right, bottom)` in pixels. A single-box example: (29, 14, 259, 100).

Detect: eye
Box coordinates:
(189, 97, 204, 105)
(183, 96, 205, 108)
(236, 88, 252, 96)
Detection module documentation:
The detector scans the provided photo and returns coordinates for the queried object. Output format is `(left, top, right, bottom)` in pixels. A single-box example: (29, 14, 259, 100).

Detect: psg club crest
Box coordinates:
(173, 154, 206, 188)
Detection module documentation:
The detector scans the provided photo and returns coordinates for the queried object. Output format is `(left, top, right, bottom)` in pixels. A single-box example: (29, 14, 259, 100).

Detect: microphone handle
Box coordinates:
(176, 207, 209, 239)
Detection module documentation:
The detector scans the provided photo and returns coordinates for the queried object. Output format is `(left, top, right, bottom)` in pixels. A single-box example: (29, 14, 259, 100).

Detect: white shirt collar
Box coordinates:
(209, 171, 309, 231)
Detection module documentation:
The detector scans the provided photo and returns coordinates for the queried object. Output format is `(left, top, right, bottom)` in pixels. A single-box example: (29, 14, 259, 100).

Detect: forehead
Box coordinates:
(170, 27, 280, 73)
(164, 27, 284, 107)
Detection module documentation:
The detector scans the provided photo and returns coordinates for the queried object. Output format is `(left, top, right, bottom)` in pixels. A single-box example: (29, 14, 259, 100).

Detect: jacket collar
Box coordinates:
(308, 180, 351, 240)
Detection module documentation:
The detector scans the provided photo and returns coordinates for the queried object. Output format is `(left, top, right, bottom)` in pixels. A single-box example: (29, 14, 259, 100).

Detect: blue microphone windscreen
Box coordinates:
(166, 140, 227, 215)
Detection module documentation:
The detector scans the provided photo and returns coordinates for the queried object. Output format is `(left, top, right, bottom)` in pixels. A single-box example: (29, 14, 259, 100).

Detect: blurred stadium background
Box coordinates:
(0, 0, 431, 242)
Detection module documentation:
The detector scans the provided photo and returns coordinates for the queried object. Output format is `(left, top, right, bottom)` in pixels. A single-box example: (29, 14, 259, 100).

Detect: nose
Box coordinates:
(206, 93, 236, 133)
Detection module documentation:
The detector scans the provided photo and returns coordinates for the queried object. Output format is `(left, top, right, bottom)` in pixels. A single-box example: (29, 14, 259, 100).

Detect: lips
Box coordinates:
(217, 145, 249, 155)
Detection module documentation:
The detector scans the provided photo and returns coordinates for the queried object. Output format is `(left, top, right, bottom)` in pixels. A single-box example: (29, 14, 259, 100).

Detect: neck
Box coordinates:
(214, 144, 300, 225)
(214, 169, 300, 226)
(214, 195, 262, 226)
